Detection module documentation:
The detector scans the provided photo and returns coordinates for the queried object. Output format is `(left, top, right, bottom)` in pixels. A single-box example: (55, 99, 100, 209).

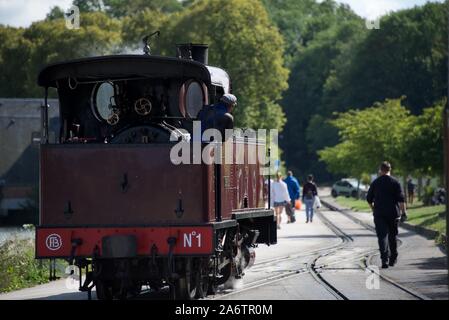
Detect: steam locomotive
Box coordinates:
(35, 42, 276, 300)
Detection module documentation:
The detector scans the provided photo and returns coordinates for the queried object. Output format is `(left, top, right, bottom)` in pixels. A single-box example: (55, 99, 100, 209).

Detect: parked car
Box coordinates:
(331, 179, 368, 198)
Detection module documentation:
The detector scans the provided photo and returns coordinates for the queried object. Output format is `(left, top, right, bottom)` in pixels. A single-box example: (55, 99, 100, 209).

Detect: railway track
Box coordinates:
(305, 209, 356, 300)
(210, 207, 367, 300)
(212, 200, 429, 300)
(133, 199, 428, 300)
(319, 198, 429, 300)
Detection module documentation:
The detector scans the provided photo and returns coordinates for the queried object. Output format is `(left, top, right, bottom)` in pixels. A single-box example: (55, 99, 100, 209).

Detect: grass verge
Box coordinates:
(407, 203, 446, 237)
(335, 196, 371, 212)
(0, 237, 49, 293)
(334, 197, 446, 243)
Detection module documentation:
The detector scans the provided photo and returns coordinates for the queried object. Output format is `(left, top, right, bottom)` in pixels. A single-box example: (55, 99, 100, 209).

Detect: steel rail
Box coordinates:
(212, 209, 355, 300)
(321, 198, 428, 300)
(139, 199, 427, 300)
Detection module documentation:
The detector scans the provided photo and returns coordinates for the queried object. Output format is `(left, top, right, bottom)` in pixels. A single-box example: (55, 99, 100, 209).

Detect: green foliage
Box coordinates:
(335, 196, 371, 212)
(360, 173, 371, 186)
(407, 203, 446, 239)
(0, 238, 49, 293)
(0, 0, 446, 180)
(278, 1, 447, 182)
(0, 26, 30, 97)
(404, 100, 445, 177)
(306, 114, 338, 153)
(279, 8, 366, 181)
(72, 0, 104, 12)
(148, 0, 289, 130)
(103, 0, 183, 17)
(319, 98, 413, 176)
(121, 9, 168, 50)
(422, 186, 435, 206)
(262, 0, 359, 63)
(318, 98, 444, 180)
(46, 6, 65, 20)
(335, 196, 446, 240)
(327, 2, 448, 115)
(0, 0, 288, 131)
(0, 12, 122, 97)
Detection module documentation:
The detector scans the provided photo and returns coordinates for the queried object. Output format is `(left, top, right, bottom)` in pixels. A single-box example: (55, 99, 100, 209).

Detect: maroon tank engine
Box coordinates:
(35, 43, 277, 300)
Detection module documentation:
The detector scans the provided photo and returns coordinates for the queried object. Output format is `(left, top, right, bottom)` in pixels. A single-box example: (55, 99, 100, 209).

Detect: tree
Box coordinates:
(318, 98, 415, 179)
(280, 17, 366, 181)
(0, 26, 31, 97)
(103, 0, 183, 18)
(318, 98, 445, 184)
(261, 0, 359, 63)
(317, 140, 364, 178)
(161, 0, 289, 130)
(404, 100, 445, 178)
(0, 12, 122, 97)
(324, 2, 448, 115)
(72, 0, 105, 12)
(278, 1, 447, 182)
(46, 6, 65, 20)
(121, 9, 169, 51)
(306, 114, 338, 154)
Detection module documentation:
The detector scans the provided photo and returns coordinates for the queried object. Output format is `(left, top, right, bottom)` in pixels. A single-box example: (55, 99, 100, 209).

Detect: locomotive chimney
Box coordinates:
(176, 43, 209, 65)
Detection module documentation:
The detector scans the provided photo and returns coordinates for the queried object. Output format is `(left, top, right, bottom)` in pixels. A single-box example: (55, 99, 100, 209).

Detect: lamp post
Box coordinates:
(445, 16, 449, 286)
(444, 102, 449, 288)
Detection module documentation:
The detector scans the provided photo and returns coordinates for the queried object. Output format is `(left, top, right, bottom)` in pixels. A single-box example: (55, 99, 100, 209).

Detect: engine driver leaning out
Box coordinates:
(198, 93, 237, 140)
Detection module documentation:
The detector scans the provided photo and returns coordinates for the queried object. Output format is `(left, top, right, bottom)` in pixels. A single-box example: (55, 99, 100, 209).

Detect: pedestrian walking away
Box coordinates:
(407, 177, 416, 205)
(271, 172, 291, 229)
(367, 161, 407, 269)
(284, 170, 301, 223)
(302, 174, 318, 223)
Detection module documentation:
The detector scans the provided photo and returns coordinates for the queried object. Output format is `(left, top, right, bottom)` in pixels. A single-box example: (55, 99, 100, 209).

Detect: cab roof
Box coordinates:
(37, 55, 213, 88)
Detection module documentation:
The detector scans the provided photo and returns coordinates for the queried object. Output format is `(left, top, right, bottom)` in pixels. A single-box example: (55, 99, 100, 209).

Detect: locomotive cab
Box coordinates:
(35, 44, 277, 299)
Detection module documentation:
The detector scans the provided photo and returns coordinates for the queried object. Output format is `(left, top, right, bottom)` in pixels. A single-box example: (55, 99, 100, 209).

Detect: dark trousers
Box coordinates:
(374, 215, 399, 262)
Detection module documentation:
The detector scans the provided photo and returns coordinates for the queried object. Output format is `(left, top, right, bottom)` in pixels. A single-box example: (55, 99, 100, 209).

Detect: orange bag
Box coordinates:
(295, 199, 302, 210)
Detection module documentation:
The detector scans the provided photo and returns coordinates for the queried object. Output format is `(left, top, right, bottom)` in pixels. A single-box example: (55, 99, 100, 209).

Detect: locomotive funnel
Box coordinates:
(176, 43, 208, 65)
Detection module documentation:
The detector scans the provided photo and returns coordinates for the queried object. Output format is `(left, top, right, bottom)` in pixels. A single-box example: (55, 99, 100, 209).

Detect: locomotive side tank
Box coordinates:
(35, 44, 277, 299)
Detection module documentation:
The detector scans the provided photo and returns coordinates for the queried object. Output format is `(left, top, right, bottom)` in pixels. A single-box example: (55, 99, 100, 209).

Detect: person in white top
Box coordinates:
(271, 172, 291, 229)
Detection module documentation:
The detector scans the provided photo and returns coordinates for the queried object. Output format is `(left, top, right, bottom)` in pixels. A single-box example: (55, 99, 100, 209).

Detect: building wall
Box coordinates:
(0, 98, 59, 224)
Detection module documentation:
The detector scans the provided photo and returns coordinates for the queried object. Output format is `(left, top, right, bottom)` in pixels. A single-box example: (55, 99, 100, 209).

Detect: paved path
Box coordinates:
(1, 195, 447, 300)
(0, 209, 339, 300)
(321, 195, 448, 300)
(217, 208, 422, 300)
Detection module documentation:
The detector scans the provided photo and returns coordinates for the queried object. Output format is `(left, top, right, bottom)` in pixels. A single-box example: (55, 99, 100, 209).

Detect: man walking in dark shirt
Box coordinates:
(366, 162, 407, 269)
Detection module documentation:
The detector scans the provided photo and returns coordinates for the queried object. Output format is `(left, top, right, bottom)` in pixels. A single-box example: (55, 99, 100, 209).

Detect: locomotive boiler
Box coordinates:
(35, 43, 277, 299)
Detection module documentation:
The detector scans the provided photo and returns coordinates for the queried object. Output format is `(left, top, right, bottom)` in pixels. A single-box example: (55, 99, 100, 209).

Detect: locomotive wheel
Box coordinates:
(128, 282, 142, 298)
(195, 264, 209, 299)
(96, 280, 131, 300)
(207, 279, 218, 295)
(215, 256, 232, 286)
(174, 274, 198, 300)
(95, 280, 113, 300)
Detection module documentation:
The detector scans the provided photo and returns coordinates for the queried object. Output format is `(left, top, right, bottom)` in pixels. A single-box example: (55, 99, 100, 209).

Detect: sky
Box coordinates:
(332, 0, 444, 19)
(0, 0, 445, 28)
